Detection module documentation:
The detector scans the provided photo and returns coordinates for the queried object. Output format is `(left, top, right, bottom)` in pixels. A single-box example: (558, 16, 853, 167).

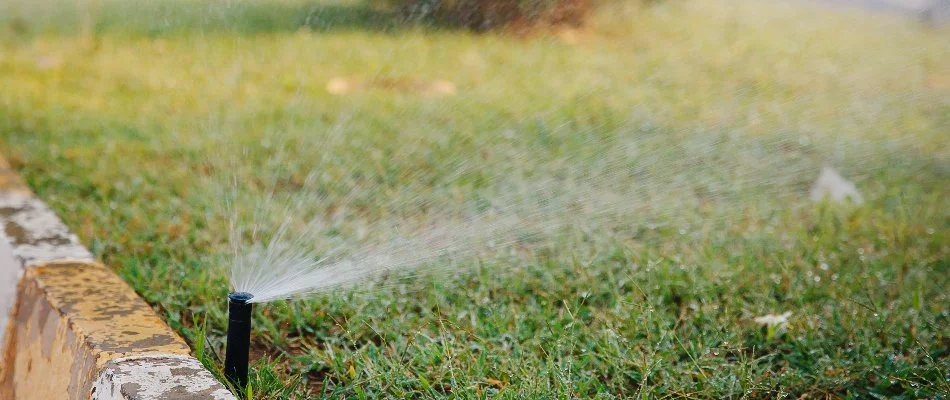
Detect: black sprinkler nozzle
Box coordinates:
(225, 292, 253, 390)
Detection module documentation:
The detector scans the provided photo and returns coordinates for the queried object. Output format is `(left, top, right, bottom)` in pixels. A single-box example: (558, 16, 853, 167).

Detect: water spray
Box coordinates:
(225, 292, 253, 389)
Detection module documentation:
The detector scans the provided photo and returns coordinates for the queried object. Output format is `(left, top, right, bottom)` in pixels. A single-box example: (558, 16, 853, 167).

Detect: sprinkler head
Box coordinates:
(225, 292, 253, 390)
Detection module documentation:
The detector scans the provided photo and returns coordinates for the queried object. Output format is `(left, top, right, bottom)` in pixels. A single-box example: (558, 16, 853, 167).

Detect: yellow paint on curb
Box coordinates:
(0, 152, 230, 399)
(2, 263, 192, 399)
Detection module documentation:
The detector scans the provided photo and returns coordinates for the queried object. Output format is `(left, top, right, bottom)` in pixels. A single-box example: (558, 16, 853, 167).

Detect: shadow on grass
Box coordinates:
(1, 0, 414, 39)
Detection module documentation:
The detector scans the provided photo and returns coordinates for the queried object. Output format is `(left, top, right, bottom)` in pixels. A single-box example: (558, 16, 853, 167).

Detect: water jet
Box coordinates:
(225, 291, 253, 389)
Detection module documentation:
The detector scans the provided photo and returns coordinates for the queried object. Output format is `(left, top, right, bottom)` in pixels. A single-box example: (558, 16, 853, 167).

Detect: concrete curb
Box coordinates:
(0, 154, 234, 399)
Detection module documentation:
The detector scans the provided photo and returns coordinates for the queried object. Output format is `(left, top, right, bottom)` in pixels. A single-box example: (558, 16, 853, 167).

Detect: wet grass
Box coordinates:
(1, 0, 949, 398)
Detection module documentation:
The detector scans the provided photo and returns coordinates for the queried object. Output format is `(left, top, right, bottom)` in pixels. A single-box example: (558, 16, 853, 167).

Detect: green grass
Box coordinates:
(2, 0, 949, 398)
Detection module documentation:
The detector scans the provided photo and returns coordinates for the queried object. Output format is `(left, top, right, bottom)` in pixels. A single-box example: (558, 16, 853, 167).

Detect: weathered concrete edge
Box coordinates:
(0, 154, 234, 399)
(92, 355, 233, 400)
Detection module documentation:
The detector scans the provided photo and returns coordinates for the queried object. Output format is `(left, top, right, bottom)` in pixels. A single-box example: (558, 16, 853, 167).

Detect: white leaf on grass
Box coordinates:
(810, 167, 863, 204)
(753, 311, 792, 327)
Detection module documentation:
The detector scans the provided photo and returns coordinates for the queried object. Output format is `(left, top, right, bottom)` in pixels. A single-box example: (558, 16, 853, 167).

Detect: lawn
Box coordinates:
(1, 0, 949, 398)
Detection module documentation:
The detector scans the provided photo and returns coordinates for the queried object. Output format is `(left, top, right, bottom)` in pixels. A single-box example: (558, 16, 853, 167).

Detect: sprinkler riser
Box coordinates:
(225, 292, 253, 389)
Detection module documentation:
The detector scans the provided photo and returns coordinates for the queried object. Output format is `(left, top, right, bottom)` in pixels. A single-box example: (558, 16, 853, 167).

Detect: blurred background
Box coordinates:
(1, 0, 948, 398)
